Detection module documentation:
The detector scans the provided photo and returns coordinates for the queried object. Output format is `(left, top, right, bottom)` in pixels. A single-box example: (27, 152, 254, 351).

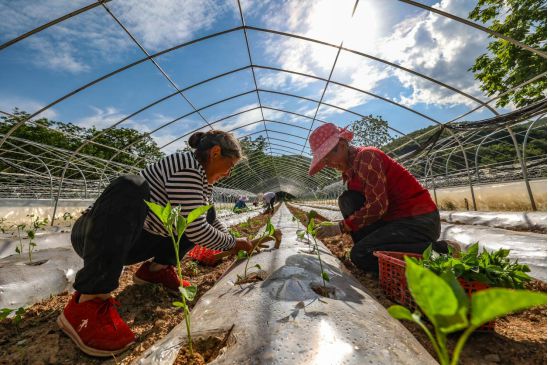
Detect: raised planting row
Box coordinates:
(287, 204, 547, 365)
(291, 203, 547, 282)
(136, 203, 437, 364)
(0, 206, 279, 364)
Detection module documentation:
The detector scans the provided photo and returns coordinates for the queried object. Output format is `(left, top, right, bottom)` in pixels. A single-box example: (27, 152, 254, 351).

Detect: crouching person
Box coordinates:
(57, 130, 253, 357)
(307, 123, 452, 273)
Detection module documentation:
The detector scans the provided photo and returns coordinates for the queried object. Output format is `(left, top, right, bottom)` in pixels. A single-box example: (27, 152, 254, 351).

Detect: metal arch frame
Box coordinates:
(0, 0, 545, 199)
(522, 115, 546, 211)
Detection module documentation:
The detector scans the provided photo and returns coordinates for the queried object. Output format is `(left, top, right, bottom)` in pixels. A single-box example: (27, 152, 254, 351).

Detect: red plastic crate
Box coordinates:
(373, 250, 495, 331)
(187, 245, 222, 266)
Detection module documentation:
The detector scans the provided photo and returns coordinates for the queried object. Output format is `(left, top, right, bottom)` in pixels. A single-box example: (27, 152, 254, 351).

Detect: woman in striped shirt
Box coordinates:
(57, 130, 252, 357)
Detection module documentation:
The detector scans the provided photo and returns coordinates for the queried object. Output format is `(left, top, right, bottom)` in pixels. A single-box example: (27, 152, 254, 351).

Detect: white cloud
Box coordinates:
(109, 0, 237, 51)
(74, 106, 128, 130)
(374, 0, 490, 108)
(0, 96, 57, 120)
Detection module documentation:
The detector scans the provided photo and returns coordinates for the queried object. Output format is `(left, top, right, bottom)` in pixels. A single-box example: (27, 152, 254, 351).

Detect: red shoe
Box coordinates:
(57, 292, 135, 357)
(133, 261, 191, 293)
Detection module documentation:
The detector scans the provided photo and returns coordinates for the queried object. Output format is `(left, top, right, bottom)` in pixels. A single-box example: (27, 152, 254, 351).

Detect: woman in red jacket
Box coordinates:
(308, 123, 452, 272)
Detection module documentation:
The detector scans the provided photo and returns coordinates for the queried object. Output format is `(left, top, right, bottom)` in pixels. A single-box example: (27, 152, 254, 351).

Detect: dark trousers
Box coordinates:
(268, 197, 275, 211)
(71, 175, 216, 294)
(338, 190, 447, 272)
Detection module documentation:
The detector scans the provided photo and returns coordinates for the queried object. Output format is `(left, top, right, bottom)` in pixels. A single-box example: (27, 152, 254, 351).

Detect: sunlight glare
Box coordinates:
(311, 319, 354, 365)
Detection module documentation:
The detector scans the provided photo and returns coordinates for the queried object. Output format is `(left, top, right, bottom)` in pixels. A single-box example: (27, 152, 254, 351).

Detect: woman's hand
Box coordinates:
(231, 237, 253, 255)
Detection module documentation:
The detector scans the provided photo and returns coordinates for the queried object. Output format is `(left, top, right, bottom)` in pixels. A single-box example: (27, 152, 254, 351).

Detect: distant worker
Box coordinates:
(307, 123, 455, 272)
(58, 130, 253, 357)
(233, 195, 248, 211)
(263, 191, 276, 213)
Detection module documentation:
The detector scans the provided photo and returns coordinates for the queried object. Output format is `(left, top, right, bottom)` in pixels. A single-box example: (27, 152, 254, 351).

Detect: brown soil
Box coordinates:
(0, 208, 277, 365)
(287, 204, 547, 365)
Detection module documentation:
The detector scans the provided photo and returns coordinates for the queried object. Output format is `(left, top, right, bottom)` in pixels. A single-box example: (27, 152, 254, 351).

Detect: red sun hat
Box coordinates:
(308, 123, 353, 176)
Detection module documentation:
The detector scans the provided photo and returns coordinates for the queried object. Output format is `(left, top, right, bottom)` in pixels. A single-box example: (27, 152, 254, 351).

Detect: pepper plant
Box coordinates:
(388, 258, 546, 365)
(0, 307, 26, 333)
(236, 218, 276, 282)
(305, 211, 335, 291)
(26, 214, 48, 263)
(144, 200, 211, 356)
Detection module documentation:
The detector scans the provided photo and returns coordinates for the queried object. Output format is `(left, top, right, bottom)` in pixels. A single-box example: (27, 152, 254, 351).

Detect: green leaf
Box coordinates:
(404, 257, 458, 327)
(471, 289, 547, 327)
(144, 200, 166, 223)
(307, 217, 315, 235)
(162, 202, 172, 223)
(179, 285, 197, 301)
(187, 205, 211, 224)
(15, 247, 20, 254)
(265, 219, 275, 236)
(27, 230, 35, 239)
(0, 308, 14, 320)
(319, 221, 336, 226)
(254, 264, 262, 270)
(176, 216, 187, 241)
(388, 305, 415, 322)
(422, 244, 432, 260)
(237, 250, 248, 260)
(437, 271, 469, 333)
(172, 301, 185, 308)
(322, 271, 330, 282)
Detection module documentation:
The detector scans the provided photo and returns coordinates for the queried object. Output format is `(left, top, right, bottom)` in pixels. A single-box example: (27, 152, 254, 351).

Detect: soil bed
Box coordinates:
(287, 204, 547, 365)
(0, 207, 277, 365)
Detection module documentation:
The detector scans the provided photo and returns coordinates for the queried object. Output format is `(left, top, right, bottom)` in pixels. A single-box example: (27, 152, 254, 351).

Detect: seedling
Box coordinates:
(63, 212, 74, 227)
(305, 211, 335, 292)
(14, 222, 26, 256)
(236, 219, 276, 282)
(0, 307, 26, 332)
(228, 228, 241, 238)
(144, 200, 211, 356)
(388, 258, 546, 365)
(186, 260, 199, 276)
(25, 214, 48, 263)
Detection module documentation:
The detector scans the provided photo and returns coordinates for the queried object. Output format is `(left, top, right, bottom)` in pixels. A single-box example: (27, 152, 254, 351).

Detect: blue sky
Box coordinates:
(0, 0, 517, 156)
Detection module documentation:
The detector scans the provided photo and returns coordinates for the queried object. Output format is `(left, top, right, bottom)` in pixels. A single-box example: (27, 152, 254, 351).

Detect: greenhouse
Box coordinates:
(0, 1, 546, 364)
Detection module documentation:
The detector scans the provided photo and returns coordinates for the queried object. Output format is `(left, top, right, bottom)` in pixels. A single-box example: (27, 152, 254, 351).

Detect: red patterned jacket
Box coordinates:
(342, 146, 437, 231)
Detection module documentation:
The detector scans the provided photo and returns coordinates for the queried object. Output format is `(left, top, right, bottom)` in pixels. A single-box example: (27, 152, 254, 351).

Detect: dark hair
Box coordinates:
(188, 130, 243, 165)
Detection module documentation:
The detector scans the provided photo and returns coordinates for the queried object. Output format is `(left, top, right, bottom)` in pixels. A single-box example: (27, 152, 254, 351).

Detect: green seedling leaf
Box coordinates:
(144, 201, 166, 223)
(405, 257, 458, 327)
(388, 305, 415, 321)
(319, 221, 336, 226)
(179, 285, 197, 302)
(237, 250, 248, 260)
(307, 217, 315, 235)
(0, 308, 14, 320)
(187, 205, 211, 224)
(321, 271, 330, 282)
(176, 216, 187, 241)
(307, 210, 318, 220)
(162, 202, 172, 223)
(27, 230, 35, 239)
(254, 264, 262, 270)
(173, 301, 185, 308)
(471, 288, 547, 327)
(266, 219, 275, 236)
(15, 247, 20, 254)
(437, 271, 469, 333)
(422, 244, 433, 260)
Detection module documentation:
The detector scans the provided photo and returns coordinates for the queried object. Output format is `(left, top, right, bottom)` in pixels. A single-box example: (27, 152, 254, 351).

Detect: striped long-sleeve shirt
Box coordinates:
(140, 151, 235, 251)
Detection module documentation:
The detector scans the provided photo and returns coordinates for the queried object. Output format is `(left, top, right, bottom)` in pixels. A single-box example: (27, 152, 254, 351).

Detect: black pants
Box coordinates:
(71, 175, 216, 294)
(268, 197, 275, 211)
(339, 190, 447, 272)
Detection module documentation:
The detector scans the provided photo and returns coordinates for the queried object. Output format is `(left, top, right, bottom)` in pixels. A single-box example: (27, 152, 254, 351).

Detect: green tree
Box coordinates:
(468, 0, 546, 107)
(350, 115, 393, 148)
